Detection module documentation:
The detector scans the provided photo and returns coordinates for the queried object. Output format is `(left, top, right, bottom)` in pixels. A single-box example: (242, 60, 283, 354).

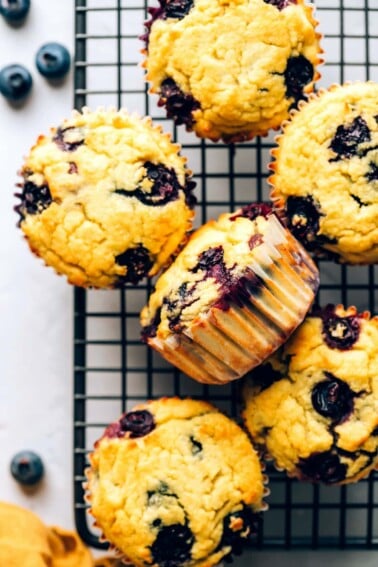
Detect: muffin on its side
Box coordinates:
(140, 203, 319, 385)
(143, 0, 322, 142)
(242, 304, 378, 485)
(85, 397, 267, 567)
(270, 81, 378, 264)
(15, 107, 196, 288)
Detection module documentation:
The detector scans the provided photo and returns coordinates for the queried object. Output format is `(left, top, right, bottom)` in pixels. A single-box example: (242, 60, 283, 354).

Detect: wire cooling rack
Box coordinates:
(73, 0, 378, 553)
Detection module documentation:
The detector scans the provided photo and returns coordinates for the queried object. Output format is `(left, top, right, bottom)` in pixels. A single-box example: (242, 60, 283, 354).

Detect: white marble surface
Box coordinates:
(0, 0, 74, 527)
(0, 2, 377, 566)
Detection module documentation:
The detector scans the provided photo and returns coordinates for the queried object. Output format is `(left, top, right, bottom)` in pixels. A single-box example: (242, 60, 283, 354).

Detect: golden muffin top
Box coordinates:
(16, 107, 196, 288)
(144, 0, 322, 141)
(86, 397, 265, 567)
(243, 304, 378, 485)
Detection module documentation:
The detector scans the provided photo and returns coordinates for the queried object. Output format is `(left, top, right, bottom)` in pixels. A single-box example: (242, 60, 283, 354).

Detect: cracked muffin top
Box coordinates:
(270, 81, 378, 264)
(85, 397, 266, 567)
(242, 304, 378, 485)
(143, 0, 322, 142)
(15, 107, 196, 288)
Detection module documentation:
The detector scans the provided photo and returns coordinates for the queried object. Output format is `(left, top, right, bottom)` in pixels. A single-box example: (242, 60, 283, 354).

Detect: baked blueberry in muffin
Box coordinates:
(85, 397, 267, 567)
(0, 501, 94, 567)
(141, 203, 319, 385)
(143, 0, 322, 142)
(15, 108, 196, 288)
(242, 304, 378, 485)
(270, 81, 378, 263)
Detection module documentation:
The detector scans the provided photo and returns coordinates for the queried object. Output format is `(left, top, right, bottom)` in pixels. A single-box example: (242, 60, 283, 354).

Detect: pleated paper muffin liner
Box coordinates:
(142, 209, 319, 385)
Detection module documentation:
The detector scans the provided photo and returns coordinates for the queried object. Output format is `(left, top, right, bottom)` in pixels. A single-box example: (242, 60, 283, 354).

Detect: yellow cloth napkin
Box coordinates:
(0, 501, 122, 567)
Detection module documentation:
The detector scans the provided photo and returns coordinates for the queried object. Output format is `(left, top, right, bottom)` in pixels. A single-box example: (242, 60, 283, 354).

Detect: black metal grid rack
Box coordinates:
(73, 0, 378, 553)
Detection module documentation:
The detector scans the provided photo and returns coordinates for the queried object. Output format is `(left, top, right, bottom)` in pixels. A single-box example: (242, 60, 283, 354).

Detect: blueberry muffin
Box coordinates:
(242, 304, 378, 485)
(270, 81, 378, 264)
(15, 108, 196, 288)
(143, 0, 322, 142)
(140, 203, 319, 385)
(85, 397, 267, 567)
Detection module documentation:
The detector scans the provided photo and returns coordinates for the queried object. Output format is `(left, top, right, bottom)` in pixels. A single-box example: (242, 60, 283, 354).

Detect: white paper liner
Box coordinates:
(148, 214, 319, 385)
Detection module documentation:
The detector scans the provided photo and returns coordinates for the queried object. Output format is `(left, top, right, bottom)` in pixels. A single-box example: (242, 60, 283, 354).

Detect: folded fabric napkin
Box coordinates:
(0, 501, 121, 567)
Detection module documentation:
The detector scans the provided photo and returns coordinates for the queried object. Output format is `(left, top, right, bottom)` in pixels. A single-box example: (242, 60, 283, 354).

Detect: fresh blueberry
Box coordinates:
(10, 450, 44, 486)
(119, 410, 155, 438)
(311, 374, 355, 423)
(35, 42, 71, 80)
(0, 0, 30, 22)
(0, 64, 32, 101)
